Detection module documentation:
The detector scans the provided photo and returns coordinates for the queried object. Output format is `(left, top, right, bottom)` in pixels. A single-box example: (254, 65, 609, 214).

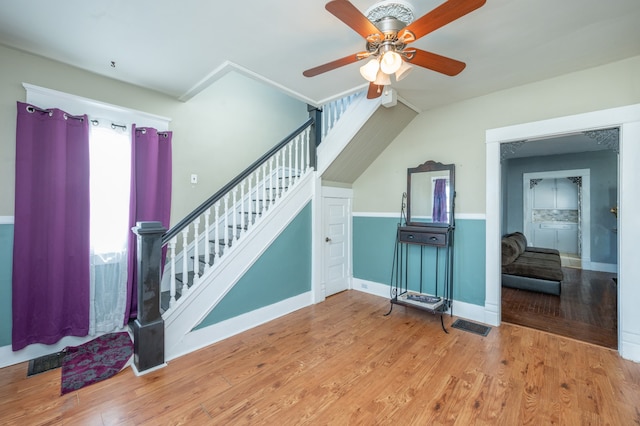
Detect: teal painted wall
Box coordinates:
(353, 216, 486, 306)
(452, 219, 486, 305)
(352, 216, 399, 284)
(194, 203, 312, 329)
(0, 224, 13, 346)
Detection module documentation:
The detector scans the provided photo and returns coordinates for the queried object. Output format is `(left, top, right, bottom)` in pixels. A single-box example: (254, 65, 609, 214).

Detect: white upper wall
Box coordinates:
(353, 55, 640, 214)
(0, 44, 308, 222)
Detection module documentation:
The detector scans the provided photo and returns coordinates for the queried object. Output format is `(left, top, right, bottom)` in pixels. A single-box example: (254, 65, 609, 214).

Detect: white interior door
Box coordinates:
(323, 196, 350, 296)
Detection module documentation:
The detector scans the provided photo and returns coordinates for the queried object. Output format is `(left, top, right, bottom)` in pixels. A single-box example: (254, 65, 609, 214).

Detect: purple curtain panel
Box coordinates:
(125, 126, 172, 322)
(12, 102, 90, 351)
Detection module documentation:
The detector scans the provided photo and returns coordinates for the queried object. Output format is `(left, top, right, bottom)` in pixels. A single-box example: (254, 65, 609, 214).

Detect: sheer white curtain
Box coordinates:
(89, 121, 131, 334)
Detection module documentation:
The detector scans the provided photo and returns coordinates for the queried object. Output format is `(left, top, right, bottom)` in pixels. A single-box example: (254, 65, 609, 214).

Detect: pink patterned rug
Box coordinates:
(61, 332, 133, 395)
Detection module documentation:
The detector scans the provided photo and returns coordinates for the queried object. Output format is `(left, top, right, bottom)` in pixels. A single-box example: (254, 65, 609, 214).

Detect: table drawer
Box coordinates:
(399, 229, 447, 246)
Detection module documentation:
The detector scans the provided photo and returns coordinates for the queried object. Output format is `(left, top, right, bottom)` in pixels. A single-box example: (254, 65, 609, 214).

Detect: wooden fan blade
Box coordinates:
(407, 49, 466, 76)
(326, 0, 382, 41)
(303, 53, 361, 77)
(399, 0, 486, 42)
(367, 83, 383, 99)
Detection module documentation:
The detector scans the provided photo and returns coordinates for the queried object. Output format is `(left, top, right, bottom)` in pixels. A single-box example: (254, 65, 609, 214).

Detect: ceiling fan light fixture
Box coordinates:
(360, 58, 380, 82)
(380, 50, 403, 74)
(373, 69, 391, 86)
(394, 60, 413, 81)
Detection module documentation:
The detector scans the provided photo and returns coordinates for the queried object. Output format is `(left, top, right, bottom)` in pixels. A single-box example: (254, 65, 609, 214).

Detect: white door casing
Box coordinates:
(486, 102, 640, 362)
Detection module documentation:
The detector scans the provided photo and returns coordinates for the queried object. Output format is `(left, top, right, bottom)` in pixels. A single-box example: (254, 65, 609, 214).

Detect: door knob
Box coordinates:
(325, 237, 331, 242)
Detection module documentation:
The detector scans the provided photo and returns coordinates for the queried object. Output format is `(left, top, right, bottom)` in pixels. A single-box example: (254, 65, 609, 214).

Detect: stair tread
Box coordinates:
(175, 271, 195, 285)
(191, 253, 216, 265)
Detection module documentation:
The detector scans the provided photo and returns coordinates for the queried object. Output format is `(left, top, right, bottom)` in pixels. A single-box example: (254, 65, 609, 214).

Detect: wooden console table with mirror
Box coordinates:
(386, 161, 455, 332)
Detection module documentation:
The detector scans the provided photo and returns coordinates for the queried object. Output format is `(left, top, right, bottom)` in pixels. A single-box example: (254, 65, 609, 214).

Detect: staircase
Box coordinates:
(157, 92, 367, 360)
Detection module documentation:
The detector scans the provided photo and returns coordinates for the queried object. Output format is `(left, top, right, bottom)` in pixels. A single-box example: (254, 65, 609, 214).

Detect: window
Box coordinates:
(89, 122, 131, 257)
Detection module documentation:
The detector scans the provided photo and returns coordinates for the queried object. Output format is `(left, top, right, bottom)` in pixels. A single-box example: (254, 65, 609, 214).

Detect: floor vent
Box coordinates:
(27, 351, 65, 376)
(451, 319, 491, 337)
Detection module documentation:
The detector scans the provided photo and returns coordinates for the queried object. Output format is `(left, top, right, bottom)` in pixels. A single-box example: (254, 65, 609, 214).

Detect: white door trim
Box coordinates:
(486, 103, 640, 362)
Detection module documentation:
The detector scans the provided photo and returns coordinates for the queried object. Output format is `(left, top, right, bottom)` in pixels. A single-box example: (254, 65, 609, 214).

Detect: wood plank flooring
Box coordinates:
(1, 290, 639, 425)
(502, 268, 617, 349)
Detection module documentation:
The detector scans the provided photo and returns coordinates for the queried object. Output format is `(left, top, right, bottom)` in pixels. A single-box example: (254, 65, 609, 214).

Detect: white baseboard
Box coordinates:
(0, 334, 98, 369)
(131, 360, 166, 376)
(351, 278, 491, 326)
(582, 261, 617, 273)
(352, 278, 392, 299)
(166, 291, 313, 362)
(620, 330, 640, 363)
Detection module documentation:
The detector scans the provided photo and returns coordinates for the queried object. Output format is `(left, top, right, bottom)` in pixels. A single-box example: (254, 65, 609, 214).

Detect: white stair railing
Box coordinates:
(321, 92, 362, 140)
(161, 121, 313, 313)
(160, 91, 363, 316)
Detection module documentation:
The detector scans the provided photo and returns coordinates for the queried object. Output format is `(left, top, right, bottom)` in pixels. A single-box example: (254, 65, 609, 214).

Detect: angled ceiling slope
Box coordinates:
(321, 102, 417, 184)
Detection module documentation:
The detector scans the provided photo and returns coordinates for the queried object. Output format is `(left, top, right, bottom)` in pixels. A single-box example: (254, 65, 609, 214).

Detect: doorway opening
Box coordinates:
(485, 103, 640, 361)
(500, 135, 617, 347)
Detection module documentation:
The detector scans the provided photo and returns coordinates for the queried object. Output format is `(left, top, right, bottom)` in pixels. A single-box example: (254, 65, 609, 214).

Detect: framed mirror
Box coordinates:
(406, 160, 455, 228)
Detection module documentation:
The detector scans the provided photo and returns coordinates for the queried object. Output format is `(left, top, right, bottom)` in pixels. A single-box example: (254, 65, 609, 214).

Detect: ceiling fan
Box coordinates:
(303, 0, 486, 99)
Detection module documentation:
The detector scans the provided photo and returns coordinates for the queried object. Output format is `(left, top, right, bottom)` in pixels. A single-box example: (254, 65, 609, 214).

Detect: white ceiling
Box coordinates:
(1, 0, 639, 111)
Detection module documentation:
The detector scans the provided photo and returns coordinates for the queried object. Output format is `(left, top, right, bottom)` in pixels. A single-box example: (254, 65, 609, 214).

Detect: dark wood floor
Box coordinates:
(502, 267, 617, 349)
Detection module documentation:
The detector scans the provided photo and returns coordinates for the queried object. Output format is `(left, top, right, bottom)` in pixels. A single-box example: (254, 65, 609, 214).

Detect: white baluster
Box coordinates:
(305, 128, 311, 172)
(214, 201, 220, 261)
(280, 149, 287, 198)
(275, 150, 280, 200)
(224, 193, 231, 245)
(247, 174, 253, 226)
(300, 133, 306, 174)
(181, 228, 189, 295)
(232, 187, 238, 240)
(192, 217, 200, 285)
(240, 181, 247, 232)
(269, 158, 275, 207)
(288, 142, 293, 187)
(169, 237, 177, 308)
(294, 136, 299, 185)
(322, 108, 328, 140)
(204, 209, 211, 272)
(261, 164, 267, 213)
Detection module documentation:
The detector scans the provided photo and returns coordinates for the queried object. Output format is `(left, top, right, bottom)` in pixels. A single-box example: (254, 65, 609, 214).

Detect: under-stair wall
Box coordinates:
(164, 174, 315, 360)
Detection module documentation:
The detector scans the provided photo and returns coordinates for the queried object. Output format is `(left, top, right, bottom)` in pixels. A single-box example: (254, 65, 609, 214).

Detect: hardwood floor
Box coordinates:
(2, 290, 639, 425)
(502, 267, 618, 349)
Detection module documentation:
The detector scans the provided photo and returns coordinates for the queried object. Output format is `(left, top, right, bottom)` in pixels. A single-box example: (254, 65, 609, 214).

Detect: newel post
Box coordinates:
(307, 104, 321, 170)
(131, 221, 166, 374)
